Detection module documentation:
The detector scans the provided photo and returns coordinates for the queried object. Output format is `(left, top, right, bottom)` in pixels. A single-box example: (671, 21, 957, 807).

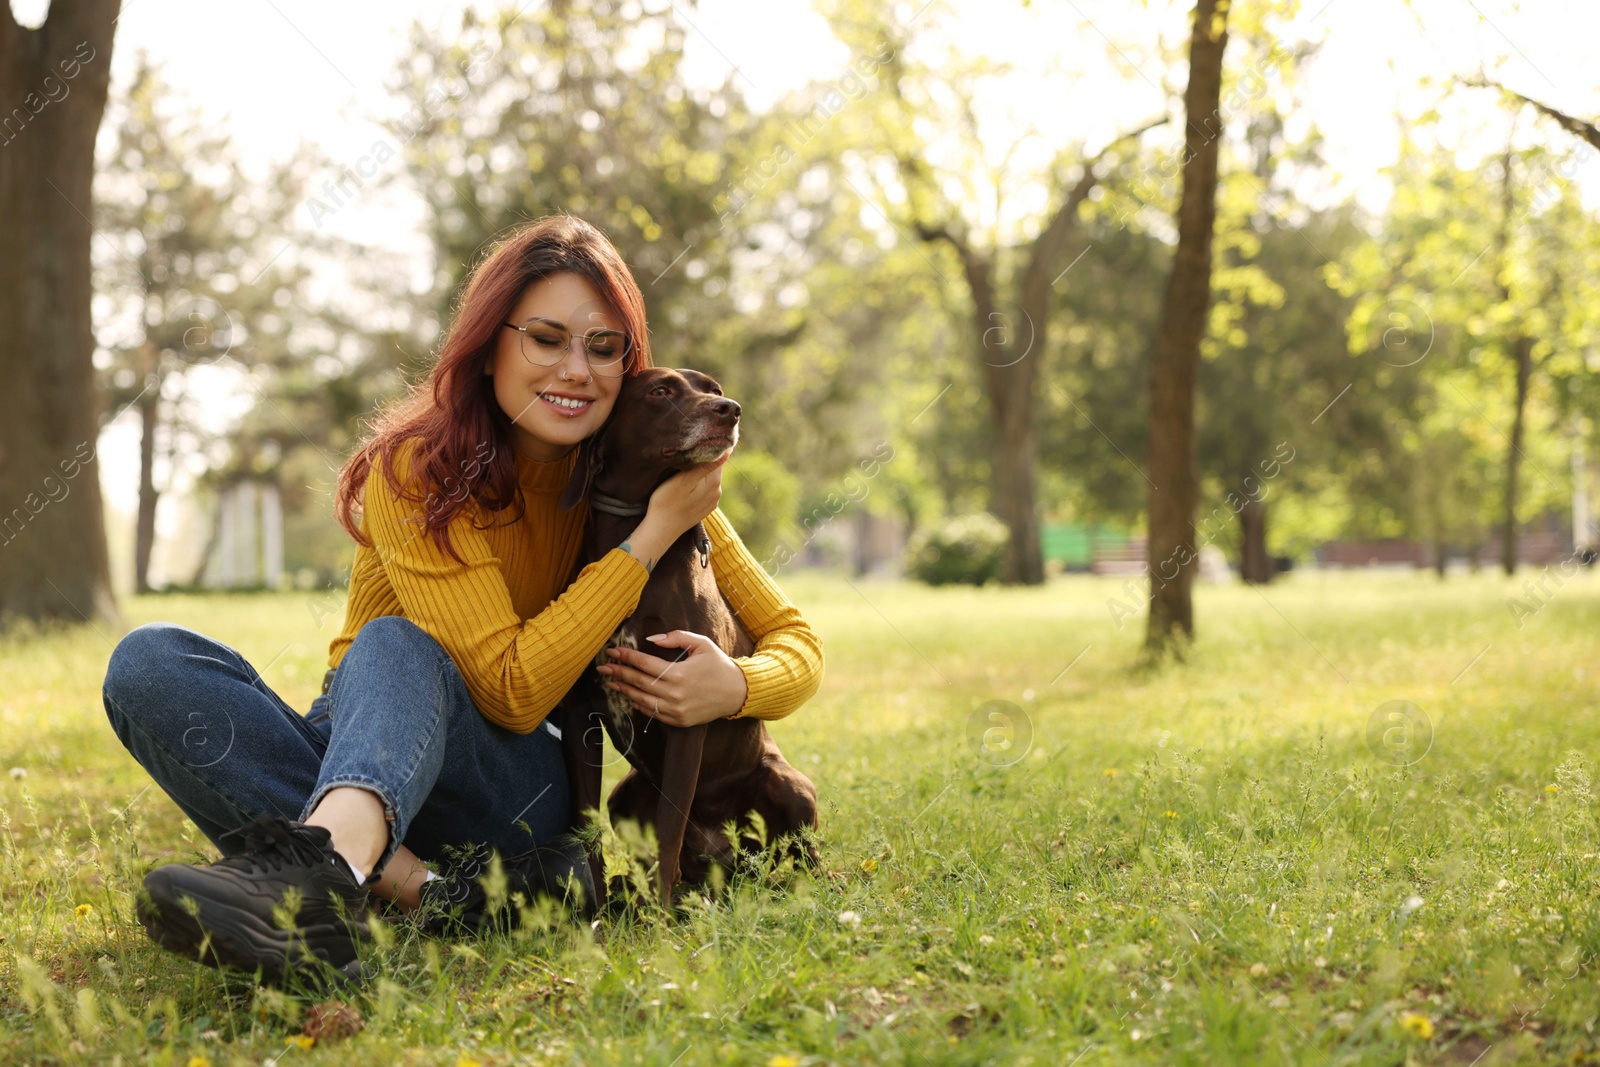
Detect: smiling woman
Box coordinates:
(100, 214, 823, 986)
(484, 272, 630, 460)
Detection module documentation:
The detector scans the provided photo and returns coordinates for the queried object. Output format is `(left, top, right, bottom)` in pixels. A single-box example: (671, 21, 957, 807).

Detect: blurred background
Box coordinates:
(4, 0, 1598, 625)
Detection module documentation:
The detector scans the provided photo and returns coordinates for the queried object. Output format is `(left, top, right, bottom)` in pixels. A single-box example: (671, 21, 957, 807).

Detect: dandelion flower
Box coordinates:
(861, 859, 878, 874)
(1546, 784, 1559, 793)
(289, 1035, 314, 1050)
(1163, 810, 1178, 819)
(768, 1057, 802, 1067)
(188, 1058, 212, 1067)
(74, 903, 93, 919)
(456, 1059, 482, 1067)
(1103, 769, 1119, 778)
(1398, 1011, 1434, 1039)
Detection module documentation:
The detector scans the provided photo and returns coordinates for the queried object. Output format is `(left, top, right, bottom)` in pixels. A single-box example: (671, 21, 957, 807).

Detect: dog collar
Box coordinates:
(588, 489, 648, 517)
(589, 492, 712, 568)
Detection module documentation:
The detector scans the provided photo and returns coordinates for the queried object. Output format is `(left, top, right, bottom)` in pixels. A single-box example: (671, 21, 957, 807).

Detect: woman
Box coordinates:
(101, 215, 824, 984)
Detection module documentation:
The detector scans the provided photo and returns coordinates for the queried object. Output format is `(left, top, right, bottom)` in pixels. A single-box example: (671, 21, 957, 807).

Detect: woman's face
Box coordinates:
(485, 271, 627, 462)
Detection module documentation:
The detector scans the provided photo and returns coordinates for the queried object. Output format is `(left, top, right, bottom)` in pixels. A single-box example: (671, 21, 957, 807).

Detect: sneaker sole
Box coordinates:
(138, 868, 362, 986)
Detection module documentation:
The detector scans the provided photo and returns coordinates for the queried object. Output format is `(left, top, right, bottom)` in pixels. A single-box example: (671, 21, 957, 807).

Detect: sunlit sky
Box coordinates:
(10, 0, 1593, 543)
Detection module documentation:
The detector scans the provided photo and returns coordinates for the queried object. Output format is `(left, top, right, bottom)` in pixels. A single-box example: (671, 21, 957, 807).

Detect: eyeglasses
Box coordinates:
(502, 317, 631, 378)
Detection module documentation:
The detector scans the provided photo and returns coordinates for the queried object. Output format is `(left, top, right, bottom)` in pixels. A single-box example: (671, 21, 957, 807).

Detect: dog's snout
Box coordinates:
(712, 398, 740, 421)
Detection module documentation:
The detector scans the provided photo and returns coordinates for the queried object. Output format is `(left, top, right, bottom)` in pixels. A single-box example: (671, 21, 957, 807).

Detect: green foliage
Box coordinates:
(94, 0, 1600, 596)
(1327, 110, 1597, 557)
(94, 55, 424, 591)
(718, 448, 801, 564)
(906, 512, 1008, 586)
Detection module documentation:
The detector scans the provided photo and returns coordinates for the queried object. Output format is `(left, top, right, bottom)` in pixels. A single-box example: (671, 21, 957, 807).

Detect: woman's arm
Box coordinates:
(598, 507, 824, 724)
(361, 440, 725, 733)
(702, 507, 824, 720)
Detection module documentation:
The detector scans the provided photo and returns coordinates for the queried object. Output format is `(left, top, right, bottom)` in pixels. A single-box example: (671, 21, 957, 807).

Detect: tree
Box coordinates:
(94, 55, 405, 592)
(0, 0, 122, 629)
(1145, 0, 1231, 653)
(95, 55, 281, 591)
(898, 123, 1162, 586)
(1197, 208, 1368, 582)
(1333, 105, 1588, 575)
(821, 0, 1164, 584)
(1462, 80, 1600, 568)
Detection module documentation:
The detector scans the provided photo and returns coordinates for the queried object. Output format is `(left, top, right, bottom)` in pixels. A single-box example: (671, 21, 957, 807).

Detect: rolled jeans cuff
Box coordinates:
(302, 775, 401, 882)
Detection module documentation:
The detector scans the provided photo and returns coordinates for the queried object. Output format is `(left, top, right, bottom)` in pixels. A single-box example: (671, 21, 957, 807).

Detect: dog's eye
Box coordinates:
(649, 385, 671, 397)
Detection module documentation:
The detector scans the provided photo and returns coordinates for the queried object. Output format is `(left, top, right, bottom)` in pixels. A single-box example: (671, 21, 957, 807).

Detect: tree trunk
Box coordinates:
(187, 496, 222, 588)
(1501, 333, 1533, 576)
(1145, 0, 1230, 653)
(921, 240, 1045, 586)
(982, 337, 1043, 585)
(903, 127, 1160, 588)
(937, 244, 1045, 586)
(0, 2, 123, 630)
(134, 342, 159, 593)
(1238, 493, 1271, 584)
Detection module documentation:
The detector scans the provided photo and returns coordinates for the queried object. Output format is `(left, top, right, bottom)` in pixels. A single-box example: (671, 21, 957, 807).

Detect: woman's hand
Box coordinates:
(646, 455, 727, 539)
(596, 630, 749, 726)
(618, 455, 727, 574)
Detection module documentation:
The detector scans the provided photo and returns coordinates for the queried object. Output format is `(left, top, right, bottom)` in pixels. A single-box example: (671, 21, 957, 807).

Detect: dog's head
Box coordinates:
(560, 367, 740, 510)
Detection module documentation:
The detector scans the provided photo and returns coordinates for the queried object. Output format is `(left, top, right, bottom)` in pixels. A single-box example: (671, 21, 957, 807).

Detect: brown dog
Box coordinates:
(552, 367, 819, 909)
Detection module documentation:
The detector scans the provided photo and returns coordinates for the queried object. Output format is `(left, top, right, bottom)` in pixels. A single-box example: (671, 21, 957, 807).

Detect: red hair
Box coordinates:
(334, 214, 653, 565)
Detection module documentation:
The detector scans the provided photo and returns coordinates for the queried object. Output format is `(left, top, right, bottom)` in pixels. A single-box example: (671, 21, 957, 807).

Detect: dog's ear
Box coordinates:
(559, 431, 606, 512)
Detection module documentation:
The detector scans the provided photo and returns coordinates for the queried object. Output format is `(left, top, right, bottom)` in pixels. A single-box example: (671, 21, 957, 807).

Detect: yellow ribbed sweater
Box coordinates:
(326, 437, 824, 733)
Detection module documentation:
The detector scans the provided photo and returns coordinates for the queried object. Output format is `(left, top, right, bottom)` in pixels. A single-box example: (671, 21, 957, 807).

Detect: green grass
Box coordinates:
(3, 569, 1600, 1065)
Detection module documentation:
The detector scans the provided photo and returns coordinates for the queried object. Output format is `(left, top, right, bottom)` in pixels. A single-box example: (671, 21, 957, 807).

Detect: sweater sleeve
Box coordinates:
(703, 508, 825, 721)
(362, 442, 650, 734)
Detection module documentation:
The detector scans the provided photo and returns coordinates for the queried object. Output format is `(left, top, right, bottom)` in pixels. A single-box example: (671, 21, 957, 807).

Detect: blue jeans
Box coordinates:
(101, 615, 572, 877)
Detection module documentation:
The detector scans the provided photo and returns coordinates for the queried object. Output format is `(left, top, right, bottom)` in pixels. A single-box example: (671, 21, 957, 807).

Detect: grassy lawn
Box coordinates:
(3, 568, 1599, 1065)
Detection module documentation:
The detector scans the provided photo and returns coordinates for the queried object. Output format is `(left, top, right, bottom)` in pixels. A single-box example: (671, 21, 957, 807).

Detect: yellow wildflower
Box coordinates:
(861, 858, 878, 874)
(1398, 1011, 1434, 1039)
(1163, 810, 1178, 819)
(1102, 769, 1119, 778)
(768, 1057, 802, 1067)
(1546, 784, 1559, 793)
(188, 1057, 212, 1067)
(289, 1035, 315, 1050)
(456, 1059, 482, 1067)
(74, 903, 93, 919)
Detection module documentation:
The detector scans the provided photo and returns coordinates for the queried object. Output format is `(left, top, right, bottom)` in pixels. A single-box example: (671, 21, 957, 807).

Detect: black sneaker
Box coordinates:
(417, 836, 596, 935)
(136, 814, 369, 987)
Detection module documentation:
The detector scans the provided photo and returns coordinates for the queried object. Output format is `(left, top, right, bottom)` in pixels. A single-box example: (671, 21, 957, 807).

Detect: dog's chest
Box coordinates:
(595, 626, 638, 731)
